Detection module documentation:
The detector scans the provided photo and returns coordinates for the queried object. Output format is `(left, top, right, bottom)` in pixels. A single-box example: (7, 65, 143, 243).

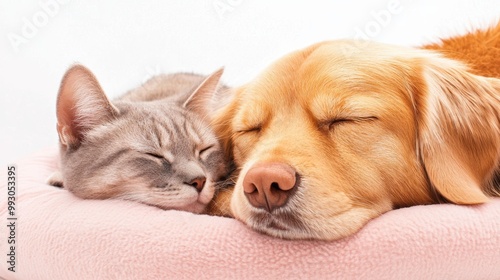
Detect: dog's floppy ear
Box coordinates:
(416, 56, 500, 204)
(56, 64, 119, 149)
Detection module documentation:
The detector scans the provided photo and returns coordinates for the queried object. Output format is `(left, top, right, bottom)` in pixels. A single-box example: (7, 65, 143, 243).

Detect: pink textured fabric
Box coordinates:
(1, 147, 499, 279)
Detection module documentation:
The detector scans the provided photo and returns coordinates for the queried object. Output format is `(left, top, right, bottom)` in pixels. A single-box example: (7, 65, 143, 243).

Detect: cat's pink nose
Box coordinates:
(187, 177, 206, 192)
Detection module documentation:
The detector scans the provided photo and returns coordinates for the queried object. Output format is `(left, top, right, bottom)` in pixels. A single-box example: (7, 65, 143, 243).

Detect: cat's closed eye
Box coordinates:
(145, 152, 165, 160)
(198, 145, 215, 159)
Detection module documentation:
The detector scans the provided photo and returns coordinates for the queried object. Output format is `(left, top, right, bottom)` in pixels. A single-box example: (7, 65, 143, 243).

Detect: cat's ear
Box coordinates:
(183, 68, 224, 117)
(56, 64, 119, 148)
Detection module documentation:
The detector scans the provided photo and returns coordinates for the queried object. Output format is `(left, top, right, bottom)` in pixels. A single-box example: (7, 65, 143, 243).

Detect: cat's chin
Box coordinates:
(183, 202, 208, 214)
(148, 194, 211, 213)
(131, 182, 217, 213)
(176, 191, 216, 213)
(167, 201, 207, 214)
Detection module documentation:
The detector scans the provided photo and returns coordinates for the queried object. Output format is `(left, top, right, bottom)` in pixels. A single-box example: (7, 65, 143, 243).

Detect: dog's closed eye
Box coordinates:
(323, 116, 378, 130)
(235, 125, 262, 134)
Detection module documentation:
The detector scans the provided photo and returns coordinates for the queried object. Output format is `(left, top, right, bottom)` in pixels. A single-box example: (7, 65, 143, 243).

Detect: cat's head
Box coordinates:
(53, 65, 228, 213)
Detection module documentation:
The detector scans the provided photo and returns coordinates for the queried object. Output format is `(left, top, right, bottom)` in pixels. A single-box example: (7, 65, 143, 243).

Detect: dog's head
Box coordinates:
(213, 40, 500, 240)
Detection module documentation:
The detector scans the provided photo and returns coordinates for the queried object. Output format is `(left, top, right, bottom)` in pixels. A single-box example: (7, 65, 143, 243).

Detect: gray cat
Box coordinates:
(48, 65, 229, 214)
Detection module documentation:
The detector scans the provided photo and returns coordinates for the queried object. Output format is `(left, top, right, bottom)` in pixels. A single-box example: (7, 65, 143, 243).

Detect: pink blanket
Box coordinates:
(1, 147, 499, 279)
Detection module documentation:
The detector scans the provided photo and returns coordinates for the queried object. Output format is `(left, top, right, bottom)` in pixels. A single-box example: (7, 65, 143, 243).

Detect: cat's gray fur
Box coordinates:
(48, 65, 229, 213)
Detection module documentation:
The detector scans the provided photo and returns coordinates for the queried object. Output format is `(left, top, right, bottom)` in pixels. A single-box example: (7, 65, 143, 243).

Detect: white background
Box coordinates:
(1, 0, 499, 167)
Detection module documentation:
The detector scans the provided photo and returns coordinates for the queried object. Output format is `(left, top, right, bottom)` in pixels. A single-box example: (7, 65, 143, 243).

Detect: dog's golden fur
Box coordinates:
(210, 23, 500, 240)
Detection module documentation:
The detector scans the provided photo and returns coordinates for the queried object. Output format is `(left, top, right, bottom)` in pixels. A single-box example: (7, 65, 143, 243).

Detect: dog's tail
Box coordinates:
(422, 21, 500, 78)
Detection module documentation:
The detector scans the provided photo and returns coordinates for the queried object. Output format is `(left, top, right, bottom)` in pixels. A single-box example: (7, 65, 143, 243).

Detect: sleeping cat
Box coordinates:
(48, 64, 230, 214)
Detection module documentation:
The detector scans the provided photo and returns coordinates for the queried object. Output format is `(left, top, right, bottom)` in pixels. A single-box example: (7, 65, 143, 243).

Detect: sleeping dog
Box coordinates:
(209, 23, 500, 240)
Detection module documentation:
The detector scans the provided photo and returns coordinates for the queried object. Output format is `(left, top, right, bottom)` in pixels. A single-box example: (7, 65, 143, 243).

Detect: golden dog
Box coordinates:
(210, 24, 500, 240)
